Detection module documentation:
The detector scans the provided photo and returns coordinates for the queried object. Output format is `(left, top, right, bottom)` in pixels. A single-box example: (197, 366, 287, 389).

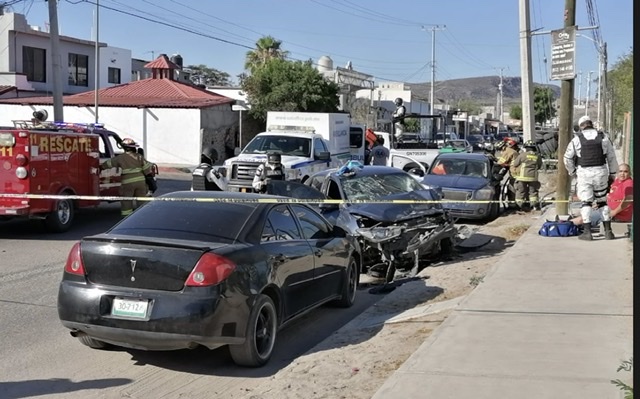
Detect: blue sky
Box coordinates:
(12, 0, 633, 93)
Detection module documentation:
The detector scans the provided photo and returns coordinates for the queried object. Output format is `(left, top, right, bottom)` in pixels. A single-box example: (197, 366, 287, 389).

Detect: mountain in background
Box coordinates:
(408, 76, 561, 107)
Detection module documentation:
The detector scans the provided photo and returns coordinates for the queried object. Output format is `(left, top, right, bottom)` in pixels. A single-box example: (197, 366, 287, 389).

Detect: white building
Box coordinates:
(0, 12, 131, 95)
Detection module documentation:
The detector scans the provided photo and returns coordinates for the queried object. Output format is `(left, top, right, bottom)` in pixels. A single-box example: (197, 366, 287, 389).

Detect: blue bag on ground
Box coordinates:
(538, 219, 581, 237)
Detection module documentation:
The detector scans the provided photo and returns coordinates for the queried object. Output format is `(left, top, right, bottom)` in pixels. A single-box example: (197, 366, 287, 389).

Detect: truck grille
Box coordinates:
(231, 161, 261, 182)
(441, 189, 472, 202)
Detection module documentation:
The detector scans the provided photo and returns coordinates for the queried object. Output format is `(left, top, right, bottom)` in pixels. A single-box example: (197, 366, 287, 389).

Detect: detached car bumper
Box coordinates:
(57, 281, 248, 350)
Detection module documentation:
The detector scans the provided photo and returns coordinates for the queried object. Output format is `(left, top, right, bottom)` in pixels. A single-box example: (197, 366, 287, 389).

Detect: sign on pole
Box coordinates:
(550, 26, 576, 80)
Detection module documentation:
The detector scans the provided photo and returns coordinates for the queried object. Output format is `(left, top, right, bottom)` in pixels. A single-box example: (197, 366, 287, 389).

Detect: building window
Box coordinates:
(68, 53, 89, 86)
(108, 67, 121, 84)
(22, 46, 46, 82)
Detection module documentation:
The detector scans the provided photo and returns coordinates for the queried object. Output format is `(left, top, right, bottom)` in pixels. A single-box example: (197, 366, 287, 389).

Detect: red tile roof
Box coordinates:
(144, 54, 181, 70)
(0, 79, 234, 109)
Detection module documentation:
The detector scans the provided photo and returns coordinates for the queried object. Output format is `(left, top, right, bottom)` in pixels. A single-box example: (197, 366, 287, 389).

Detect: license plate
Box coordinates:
(111, 297, 149, 319)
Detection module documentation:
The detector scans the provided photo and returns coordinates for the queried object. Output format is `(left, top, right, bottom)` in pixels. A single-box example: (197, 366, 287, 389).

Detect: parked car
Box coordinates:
(434, 132, 459, 148)
(439, 139, 473, 154)
(423, 153, 502, 221)
(269, 164, 457, 283)
(466, 134, 487, 151)
(57, 191, 359, 367)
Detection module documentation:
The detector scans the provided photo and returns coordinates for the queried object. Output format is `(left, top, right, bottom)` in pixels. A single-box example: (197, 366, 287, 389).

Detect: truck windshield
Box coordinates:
(243, 135, 311, 157)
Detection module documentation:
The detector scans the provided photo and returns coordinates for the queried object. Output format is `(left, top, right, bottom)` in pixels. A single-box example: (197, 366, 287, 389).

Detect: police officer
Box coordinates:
(496, 138, 520, 209)
(512, 140, 542, 211)
(564, 115, 619, 240)
(252, 152, 285, 193)
(100, 138, 154, 217)
(392, 97, 406, 140)
(191, 146, 226, 191)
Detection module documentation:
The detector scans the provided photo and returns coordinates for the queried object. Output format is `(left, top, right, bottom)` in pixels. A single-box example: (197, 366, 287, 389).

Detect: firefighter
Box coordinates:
(496, 138, 520, 209)
(512, 140, 542, 211)
(191, 146, 226, 191)
(563, 115, 619, 240)
(100, 138, 154, 217)
(392, 98, 406, 139)
(252, 152, 285, 193)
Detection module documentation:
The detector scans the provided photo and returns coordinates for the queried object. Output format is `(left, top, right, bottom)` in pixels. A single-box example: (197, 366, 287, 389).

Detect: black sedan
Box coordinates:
(57, 191, 359, 367)
(422, 153, 502, 221)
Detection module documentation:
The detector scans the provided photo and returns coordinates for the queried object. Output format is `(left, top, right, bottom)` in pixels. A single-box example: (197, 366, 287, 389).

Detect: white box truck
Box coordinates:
(222, 111, 352, 192)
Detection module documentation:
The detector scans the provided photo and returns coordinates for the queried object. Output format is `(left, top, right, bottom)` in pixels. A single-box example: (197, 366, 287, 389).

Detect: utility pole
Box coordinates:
(47, 0, 64, 121)
(518, 0, 535, 142)
(576, 70, 582, 106)
(423, 25, 446, 115)
(600, 43, 608, 131)
(584, 70, 593, 116)
(94, 0, 100, 123)
(496, 67, 506, 122)
(556, 0, 576, 216)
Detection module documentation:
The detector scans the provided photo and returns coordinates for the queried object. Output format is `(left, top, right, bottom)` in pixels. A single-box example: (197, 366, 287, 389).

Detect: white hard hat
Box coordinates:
(578, 115, 592, 126)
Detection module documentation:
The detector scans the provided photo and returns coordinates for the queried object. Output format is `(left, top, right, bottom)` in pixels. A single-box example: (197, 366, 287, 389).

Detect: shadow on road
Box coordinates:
(0, 377, 132, 399)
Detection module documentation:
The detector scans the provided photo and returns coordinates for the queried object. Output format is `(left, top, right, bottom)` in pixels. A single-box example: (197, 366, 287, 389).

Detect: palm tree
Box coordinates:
(244, 36, 289, 73)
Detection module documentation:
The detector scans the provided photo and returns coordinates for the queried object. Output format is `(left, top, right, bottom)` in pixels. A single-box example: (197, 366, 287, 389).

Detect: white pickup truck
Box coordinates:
(222, 111, 352, 192)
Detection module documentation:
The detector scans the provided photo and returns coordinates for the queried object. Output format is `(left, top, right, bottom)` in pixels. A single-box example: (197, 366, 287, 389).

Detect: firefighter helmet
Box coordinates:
(121, 138, 139, 148)
(504, 137, 517, 147)
(394, 97, 403, 106)
(524, 140, 537, 149)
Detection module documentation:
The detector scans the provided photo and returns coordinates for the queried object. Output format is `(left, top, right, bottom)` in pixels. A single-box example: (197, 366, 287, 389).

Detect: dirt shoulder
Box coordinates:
(243, 208, 543, 399)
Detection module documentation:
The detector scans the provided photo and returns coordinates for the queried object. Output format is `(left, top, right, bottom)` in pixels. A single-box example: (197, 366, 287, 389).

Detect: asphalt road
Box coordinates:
(0, 173, 386, 399)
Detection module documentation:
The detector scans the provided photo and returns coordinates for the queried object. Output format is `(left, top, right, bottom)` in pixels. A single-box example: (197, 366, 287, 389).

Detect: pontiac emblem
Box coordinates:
(130, 260, 137, 282)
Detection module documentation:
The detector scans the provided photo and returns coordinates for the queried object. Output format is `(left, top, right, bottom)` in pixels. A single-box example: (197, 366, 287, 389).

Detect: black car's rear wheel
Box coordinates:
(78, 335, 109, 349)
(333, 256, 358, 308)
(229, 294, 277, 367)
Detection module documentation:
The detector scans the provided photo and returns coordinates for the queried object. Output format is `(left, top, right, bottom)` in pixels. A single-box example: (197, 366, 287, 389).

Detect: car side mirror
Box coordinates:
(234, 147, 241, 156)
(408, 168, 425, 177)
(316, 151, 331, 161)
(332, 225, 347, 237)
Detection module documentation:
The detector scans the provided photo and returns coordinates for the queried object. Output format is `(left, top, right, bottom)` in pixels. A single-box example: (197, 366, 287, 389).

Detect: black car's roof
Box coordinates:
(159, 191, 286, 200)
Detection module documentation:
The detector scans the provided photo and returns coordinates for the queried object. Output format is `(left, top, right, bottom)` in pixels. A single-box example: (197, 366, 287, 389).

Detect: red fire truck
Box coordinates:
(0, 117, 130, 232)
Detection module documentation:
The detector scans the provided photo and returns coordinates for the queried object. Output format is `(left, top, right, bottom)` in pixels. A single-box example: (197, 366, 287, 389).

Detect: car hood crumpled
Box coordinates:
(347, 190, 444, 223)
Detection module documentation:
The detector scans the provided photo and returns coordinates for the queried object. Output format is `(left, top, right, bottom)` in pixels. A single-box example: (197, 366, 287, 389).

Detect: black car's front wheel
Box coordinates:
(229, 294, 278, 367)
(333, 256, 358, 308)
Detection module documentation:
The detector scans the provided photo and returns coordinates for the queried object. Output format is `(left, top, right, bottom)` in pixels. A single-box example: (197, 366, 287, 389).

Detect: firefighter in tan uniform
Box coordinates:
(512, 140, 543, 211)
(100, 138, 153, 217)
(496, 138, 520, 209)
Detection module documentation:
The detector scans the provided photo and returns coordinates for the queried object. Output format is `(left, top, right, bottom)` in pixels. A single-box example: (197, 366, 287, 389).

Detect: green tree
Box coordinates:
(533, 86, 556, 124)
(241, 58, 340, 122)
(187, 64, 232, 86)
(244, 36, 290, 73)
(510, 104, 522, 120)
(608, 49, 633, 131)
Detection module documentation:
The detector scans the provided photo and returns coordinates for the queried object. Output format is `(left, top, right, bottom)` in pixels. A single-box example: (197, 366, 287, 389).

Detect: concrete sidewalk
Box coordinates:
(373, 208, 633, 399)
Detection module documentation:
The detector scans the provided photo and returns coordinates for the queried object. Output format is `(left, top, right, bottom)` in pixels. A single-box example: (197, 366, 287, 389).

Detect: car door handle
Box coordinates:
(314, 250, 323, 257)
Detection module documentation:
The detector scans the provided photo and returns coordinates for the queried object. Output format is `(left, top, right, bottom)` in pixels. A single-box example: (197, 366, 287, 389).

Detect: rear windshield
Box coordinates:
(109, 201, 257, 243)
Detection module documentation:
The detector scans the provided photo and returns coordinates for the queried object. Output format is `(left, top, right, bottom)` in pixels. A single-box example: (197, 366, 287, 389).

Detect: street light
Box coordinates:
(576, 33, 605, 127)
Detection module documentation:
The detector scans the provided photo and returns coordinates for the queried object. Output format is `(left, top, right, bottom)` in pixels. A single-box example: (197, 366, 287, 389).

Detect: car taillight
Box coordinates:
(64, 242, 86, 276)
(15, 153, 28, 166)
(185, 253, 236, 287)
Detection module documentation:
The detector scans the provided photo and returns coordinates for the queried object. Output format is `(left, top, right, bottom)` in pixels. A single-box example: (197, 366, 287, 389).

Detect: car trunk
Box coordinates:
(80, 236, 226, 291)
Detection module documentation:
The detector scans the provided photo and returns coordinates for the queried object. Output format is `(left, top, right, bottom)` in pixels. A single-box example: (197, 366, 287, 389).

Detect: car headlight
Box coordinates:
(474, 187, 494, 200)
(356, 226, 404, 243)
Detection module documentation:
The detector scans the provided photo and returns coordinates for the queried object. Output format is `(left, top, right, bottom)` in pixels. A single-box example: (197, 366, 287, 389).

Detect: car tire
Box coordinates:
(78, 335, 109, 349)
(44, 198, 75, 233)
(487, 200, 500, 221)
(333, 256, 358, 308)
(229, 294, 278, 367)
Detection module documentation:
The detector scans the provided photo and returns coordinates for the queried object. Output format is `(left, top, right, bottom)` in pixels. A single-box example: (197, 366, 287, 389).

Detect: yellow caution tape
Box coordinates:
(0, 193, 628, 204)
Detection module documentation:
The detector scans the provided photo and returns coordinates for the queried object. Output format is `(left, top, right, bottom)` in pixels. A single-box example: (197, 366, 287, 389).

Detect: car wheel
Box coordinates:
(487, 201, 500, 221)
(44, 198, 74, 233)
(78, 335, 109, 349)
(333, 256, 358, 308)
(229, 294, 278, 367)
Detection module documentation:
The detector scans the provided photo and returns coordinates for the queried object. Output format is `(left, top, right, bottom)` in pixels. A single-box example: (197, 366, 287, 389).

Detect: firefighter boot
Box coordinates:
(579, 223, 593, 241)
(603, 221, 615, 240)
